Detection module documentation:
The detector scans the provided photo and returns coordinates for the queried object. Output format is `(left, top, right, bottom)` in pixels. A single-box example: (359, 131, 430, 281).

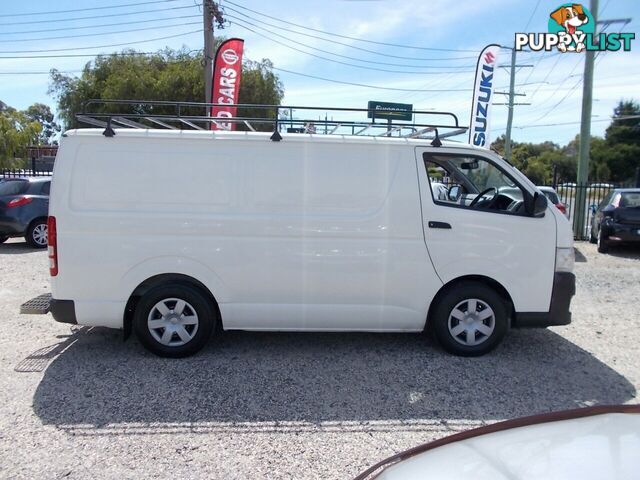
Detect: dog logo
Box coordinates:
(548, 3, 594, 52)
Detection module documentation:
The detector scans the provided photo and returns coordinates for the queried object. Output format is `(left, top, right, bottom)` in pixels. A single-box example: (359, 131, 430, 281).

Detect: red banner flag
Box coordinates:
(210, 38, 244, 130)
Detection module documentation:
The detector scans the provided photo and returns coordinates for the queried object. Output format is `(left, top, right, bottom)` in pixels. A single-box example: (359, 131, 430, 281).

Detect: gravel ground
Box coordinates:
(0, 238, 638, 479)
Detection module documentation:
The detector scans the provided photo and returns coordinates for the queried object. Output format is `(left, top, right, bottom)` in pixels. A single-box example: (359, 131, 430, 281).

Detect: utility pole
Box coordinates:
(203, 0, 215, 104)
(497, 43, 532, 161)
(574, 0, 598, 238)
(504, 46, 517, 160)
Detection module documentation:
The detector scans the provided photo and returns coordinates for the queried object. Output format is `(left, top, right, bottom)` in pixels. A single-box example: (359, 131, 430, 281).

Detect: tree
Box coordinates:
(601, 100, 640, 182)
(49, 46, 284, 130)
(491, 100, 640, 185)
(492, 135, 572, 184)
(0, 106, 42, 169)
(24, 103, 60, 144)
(606, 100, 640, 146)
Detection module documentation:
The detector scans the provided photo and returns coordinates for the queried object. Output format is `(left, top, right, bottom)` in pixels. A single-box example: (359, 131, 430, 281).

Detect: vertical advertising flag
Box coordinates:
(210, 38, 244, 130)
(468, 44, 500, 148)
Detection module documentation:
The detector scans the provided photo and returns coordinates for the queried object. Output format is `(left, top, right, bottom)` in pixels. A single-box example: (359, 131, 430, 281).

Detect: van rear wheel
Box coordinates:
(431, 282, 508, 356)
(133, 284, 216, 357)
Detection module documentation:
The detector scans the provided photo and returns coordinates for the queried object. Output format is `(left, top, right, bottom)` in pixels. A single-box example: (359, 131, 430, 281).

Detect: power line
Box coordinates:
(520, 51, 562, 87)
(231, 21, 474, 75)
(229, 17, 474, 70)
(263, 63, 473, 92)
(0, 70, 84, 75)
(0, 14, 201, 36)
(522, 0, 542, 31)
(0, 29, 202, 54)
(223, 0, 480, 53)
(494, 116, 640, 132)
(0, 0, 188, 17)
(0, 52, 158, 59)
(0, 21, 202, 44)
(526, 22, 616, 112)
(0, 0, 182, 17)
(526, 53, 570, 102)
(222, 6, 478, 62)
(0, 4, 198, 27)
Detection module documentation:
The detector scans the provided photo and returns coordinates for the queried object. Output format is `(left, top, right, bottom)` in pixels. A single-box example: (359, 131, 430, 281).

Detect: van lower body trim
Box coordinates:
(50, 299, 78, 325)
(513, 272, 575, 328)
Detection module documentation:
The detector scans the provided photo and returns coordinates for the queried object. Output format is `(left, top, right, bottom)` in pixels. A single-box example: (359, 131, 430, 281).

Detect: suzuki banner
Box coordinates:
(210, 38, 244, 130)
(468, 44, 500, 148)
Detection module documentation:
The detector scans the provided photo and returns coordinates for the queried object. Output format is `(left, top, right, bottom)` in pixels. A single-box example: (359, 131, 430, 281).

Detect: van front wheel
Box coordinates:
(133, 284, 216, 357)
(432, 282, 508, 356)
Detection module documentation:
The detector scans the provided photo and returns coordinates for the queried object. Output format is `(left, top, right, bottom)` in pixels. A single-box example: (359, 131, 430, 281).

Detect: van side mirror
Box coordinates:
(526, 191, 548, 217)
(448, 185, 461, 202)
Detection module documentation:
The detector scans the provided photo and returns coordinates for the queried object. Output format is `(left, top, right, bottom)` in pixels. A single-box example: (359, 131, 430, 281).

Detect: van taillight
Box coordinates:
(48, 216, 58, 276)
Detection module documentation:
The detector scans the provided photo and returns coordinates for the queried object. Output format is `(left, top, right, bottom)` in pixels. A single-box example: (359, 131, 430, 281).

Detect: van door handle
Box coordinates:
(428, 221, 451, 229)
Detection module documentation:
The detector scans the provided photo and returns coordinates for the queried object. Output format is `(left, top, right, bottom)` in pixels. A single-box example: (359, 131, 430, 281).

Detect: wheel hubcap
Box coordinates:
(147, 298, 199, 347)
(448, 298, 495, 347)
(33, 224, 47, 246)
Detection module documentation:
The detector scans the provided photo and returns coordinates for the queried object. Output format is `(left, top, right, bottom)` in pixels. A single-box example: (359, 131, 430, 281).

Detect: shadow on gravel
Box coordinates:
(0, 241, 44, 255)
(603, 245, 640, 260)
(574, 247, 587, 263)
(32, 327, 636, 433)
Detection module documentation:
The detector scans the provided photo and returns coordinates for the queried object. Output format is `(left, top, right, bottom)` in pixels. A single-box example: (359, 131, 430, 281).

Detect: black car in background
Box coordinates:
(0, 177, 51, 248)
(590, 188, 640, 253)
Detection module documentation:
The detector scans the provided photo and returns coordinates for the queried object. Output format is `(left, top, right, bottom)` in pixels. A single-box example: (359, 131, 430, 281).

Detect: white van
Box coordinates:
(42, 121, 575, 357)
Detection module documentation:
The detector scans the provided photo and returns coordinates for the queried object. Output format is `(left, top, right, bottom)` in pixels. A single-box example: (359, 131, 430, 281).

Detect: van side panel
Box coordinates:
(51, 134, 440, 331)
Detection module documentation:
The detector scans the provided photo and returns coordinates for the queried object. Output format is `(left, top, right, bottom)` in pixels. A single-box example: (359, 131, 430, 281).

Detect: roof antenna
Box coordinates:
(103, 117, 115, 137)
(430, 128, 442, 147)
(270, 118, 282, 142)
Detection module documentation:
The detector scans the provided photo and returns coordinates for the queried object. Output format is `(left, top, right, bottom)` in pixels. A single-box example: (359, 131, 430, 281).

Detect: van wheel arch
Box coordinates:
(123, 273, 222, 340)
(426, 275, 515, 333)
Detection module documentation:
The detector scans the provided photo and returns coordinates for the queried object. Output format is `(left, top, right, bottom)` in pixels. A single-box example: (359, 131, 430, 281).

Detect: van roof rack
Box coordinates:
(76, 99, 467, 141)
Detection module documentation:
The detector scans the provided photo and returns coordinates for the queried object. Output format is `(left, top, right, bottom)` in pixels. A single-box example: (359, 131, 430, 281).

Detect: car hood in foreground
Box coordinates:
(355, 405, 640, 480)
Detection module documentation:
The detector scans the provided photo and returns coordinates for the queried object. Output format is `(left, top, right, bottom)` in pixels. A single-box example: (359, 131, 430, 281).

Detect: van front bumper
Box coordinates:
(514, 272, 575, 328)
(50, 298, 77, 325)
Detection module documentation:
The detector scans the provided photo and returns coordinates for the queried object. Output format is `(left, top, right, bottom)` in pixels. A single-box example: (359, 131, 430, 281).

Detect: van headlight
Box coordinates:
(555, 248, 575, 273)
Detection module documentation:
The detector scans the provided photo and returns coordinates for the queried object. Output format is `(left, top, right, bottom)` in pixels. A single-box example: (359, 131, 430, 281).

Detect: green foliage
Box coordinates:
(491, 99, 640, 185)
(602, 100, 640, 182)
(492, 136, 569, 185)
(237, 59, 284, 130)
(0, 104, 43, 169)
(24, 103, 60, 144)
(48, 47, 284, 131)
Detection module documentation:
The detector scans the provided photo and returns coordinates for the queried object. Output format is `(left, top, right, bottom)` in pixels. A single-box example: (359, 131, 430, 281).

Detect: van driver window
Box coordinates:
(425, 153, 527, 214)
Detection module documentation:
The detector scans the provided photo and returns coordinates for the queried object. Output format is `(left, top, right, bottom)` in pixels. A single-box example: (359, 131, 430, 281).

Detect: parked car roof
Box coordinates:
(1, 176, 51, 182)
(612, 188, 640, 193)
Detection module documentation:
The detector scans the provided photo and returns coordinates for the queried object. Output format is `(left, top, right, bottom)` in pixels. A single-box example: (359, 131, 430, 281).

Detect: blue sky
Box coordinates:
(0, 0, 638, 145)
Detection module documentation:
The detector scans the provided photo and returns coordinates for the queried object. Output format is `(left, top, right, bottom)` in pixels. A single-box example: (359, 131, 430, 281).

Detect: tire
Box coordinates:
(26, 219, 48, 248)
(431, 282, 508, 357)
(597, 228, 609, 253)
(133, 284, 216, 358)
(0, 236, 8, 244)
